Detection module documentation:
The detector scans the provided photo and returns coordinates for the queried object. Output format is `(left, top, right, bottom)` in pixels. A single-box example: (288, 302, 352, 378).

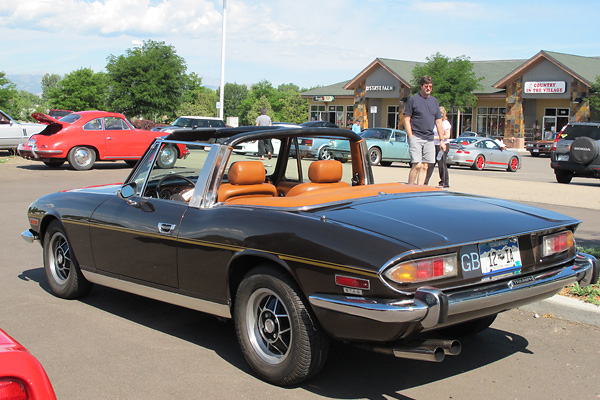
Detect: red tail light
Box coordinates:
(304, 139, 313, 146)
(456, 150, 470, 154)
(0, 380, 27, 400)
(335, 275, 370, 289)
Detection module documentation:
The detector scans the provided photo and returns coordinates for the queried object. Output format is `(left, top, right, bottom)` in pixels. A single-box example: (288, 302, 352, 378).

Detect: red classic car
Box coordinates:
(17, 111, 182, 170)
(0, 329, 57, 400)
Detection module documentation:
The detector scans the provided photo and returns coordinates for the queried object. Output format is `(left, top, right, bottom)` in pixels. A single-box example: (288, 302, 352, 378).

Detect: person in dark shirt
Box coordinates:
(403, 76, 445, 185)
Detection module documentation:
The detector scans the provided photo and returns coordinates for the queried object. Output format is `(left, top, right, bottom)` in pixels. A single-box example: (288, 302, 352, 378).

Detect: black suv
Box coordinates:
(551, 121, 600, 184)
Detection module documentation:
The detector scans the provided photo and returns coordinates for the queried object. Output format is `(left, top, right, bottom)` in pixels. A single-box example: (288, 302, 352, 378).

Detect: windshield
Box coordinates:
(562, 124, 600, 141)
(361, 129, 391, 140)
(172, 117, 225, 128)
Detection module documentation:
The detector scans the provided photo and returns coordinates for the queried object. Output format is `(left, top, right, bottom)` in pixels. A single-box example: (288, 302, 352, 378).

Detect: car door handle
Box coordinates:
(106, 137, 113, 140)
(158, 223, 176, 234)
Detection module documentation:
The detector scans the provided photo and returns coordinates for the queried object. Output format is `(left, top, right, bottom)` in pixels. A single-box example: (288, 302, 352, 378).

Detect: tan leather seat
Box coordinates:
(286, 160, 349, 197)
(218, 161, 278, 202)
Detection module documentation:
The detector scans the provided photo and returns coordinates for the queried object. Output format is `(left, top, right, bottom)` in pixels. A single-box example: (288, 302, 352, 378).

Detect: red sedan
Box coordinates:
(0, 329, 57, 400)
(17, 111, 179, 170)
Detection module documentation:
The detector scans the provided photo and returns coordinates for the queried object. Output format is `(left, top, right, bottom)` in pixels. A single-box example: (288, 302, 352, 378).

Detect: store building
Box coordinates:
(301, 51, 600, 148)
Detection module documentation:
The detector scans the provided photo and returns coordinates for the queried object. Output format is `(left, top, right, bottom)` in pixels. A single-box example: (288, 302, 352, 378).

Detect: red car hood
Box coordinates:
(31, 112, 62, 125)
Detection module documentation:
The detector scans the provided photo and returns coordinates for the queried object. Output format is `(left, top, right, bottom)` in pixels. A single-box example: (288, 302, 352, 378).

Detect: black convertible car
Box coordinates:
(22, 126, 598, 385)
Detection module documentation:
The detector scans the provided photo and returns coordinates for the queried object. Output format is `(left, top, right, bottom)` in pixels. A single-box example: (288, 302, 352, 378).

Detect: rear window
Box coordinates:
(59, 113, 82, 124)
(562, 124, 600, 141)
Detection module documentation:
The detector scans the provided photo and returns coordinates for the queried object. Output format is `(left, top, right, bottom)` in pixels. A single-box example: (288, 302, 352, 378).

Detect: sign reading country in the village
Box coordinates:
(524, 81, 566, 94)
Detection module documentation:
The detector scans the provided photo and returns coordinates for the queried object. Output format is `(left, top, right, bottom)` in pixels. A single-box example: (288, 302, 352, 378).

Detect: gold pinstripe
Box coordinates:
(59, 218, 378, 278)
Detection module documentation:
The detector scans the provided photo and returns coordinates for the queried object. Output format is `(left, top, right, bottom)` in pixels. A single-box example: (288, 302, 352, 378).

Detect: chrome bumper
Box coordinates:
(309, 252, 598, 329)
(21, 229, 39, 243)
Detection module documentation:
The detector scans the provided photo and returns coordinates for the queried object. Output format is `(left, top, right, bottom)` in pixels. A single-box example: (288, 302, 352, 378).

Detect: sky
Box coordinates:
(2, 0, 600, 92)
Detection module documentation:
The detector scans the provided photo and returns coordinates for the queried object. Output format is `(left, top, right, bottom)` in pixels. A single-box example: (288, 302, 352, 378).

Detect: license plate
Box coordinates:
(532, 149, 539, 152)
(479, 238, 522, 276)
(27, 138, 36, 146)
(557, 154, 569, 161)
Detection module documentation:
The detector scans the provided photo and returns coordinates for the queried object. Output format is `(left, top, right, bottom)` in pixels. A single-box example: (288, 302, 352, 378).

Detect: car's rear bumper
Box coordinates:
(551, 159, 600, 176)
(17, 144, 63, 159)
(309, 252, 598, 338)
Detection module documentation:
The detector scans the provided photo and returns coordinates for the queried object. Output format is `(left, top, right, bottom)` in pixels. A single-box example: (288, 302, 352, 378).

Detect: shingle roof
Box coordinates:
(301, 51, 600, 98)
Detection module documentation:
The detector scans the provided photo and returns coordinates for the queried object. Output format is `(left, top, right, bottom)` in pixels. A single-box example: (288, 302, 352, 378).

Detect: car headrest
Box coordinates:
(308, 160, 343, 183)
(228, 161, 266, 185)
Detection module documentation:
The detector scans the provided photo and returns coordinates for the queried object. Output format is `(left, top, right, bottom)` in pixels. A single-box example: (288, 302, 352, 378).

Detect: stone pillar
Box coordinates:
(354, 84, 367, 129)
(504, 78, 524, 148)
(398, 86, 411, 130)
(570, 78, 590, 122)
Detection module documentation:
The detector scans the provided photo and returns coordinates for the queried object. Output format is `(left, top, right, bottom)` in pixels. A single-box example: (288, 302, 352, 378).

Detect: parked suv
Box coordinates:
(551, 121, 600, 183)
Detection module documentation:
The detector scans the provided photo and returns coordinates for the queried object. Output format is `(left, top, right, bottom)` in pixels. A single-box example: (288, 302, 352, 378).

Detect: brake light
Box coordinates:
(304, 139, 313, 146)
(385, 254, 457, 283)
(542, 231, 574, 257)
(456, 150, 470, 154)
(0, 380, 27, 400)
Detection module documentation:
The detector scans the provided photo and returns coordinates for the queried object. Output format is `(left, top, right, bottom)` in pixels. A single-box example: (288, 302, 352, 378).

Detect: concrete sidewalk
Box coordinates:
(519, 294, 600, 328)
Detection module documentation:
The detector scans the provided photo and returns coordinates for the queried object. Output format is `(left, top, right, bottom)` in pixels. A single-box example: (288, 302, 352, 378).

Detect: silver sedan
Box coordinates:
(447, 137, 521, 172)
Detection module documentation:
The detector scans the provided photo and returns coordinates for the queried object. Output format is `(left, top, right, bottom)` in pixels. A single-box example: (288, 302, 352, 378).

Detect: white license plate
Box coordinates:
(479, 238, 522, 276)
(557, 154, 569, 161)
(532, 149, 539, 152)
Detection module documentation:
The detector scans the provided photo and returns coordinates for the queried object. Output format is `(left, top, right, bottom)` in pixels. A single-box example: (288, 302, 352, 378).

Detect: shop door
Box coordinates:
(542, 116, 557, 138)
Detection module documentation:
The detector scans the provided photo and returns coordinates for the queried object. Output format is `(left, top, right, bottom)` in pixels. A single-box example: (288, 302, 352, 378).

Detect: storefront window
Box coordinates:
(447, 107, 472, 137)
(476, 107, 505, 138)
(542, 108, 569, 137)
(387, 106, 399, 129)
(310, 105, 326, 121)
(346, 106, 354, 127)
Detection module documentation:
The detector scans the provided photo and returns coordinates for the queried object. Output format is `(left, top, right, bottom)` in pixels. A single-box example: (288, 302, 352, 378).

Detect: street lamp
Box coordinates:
(218, 0, 227, 121)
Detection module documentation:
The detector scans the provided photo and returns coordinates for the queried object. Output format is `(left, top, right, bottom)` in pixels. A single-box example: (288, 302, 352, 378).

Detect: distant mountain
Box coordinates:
(7, 74, 43, 96)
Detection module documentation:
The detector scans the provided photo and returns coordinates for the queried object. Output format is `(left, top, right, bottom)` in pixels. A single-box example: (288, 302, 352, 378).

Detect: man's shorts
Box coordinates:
(409, 135, 435, 164)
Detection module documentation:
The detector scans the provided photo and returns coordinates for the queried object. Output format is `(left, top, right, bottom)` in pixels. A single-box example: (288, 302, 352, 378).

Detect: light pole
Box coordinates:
(218, 0, 227, 121)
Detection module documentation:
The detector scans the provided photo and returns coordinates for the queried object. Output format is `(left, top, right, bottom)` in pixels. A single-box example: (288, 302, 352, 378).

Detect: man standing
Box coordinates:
(352, 119, 361, 134)
(255, 107, 273, 160)
(403, 75, 445, 185)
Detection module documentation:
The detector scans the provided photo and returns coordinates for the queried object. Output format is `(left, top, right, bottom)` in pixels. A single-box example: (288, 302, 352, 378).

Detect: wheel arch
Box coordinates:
(228, 250, 298, 308)
(38, 214, 63, 246)
(69, 144, 100, 160)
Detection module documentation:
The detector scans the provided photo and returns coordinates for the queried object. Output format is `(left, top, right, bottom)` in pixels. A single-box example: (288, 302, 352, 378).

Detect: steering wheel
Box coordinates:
(156, 174, 196, 199)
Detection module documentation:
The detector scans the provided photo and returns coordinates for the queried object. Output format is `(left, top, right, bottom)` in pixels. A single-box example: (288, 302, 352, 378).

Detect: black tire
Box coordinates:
(569, 137, 599, 164)
(335, 157, 348, 164)
(43, 160, 65, 168)
(471, 154, 485, 170)
(43, 220, 92, 299)
(157, 145, 177, 169)
(368, 147, 382, 166)
(380, 161, 393, 167)
(555, 169, 573, 184)
(438, 314, 497, 337)
(507, 156, 519, 172)
(234, 266, 330, 386)
(317, 146, 331, 160)
(67, 146, 96, 170)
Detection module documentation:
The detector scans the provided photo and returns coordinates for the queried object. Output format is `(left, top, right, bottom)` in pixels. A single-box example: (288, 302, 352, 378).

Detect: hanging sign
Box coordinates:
(313, 95, 335, 102)
(524, 81, 566, 94)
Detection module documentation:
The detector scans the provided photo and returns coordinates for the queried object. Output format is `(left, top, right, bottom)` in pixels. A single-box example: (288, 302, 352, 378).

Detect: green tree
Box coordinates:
(0, 72, 16, 111)
(41, 73, 61, 103)
(106, 40, 188, 120)
(46, 68, 107, 111)
(9, 90, 45, 121)
(220, 82, 248, 120)
(177, 87, 219, 118)
(411, 52, 482, 111)
(246, 95, 273, 125)
(588, 76, 600, 120)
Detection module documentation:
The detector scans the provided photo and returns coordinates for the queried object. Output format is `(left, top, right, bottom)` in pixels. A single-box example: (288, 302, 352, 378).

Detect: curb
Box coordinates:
(519, 294, 600, 328)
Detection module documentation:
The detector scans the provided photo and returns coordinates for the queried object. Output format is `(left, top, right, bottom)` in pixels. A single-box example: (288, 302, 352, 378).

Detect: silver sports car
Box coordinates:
(447, 137, 521, 172)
